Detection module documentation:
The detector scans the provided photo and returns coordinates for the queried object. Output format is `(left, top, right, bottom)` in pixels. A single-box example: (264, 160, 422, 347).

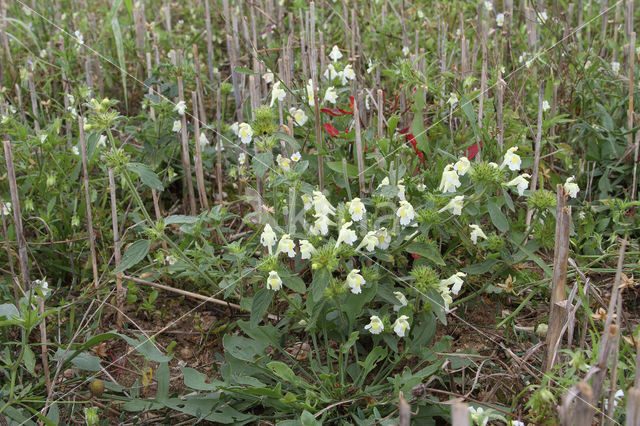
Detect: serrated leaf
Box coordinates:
(406, 242, 445, 266)
(114, 239, 150, 273)
(252, 152, 273, 177)
(250, 289, 273, 328)
(127, 163, 163, 191)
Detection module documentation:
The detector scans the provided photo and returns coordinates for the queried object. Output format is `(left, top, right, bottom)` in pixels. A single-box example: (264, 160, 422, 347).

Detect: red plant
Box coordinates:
(323, 123, 340, 138)
(466, 140, 482, 160)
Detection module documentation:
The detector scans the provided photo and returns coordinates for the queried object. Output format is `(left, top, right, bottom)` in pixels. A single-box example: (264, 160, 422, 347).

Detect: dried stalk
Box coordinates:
(398, 392, 410, 426)
(151, 189, 167, 251)
(478, 22, 488, 128)
(216, 81, 223, 203)
(544, 185, 571, 372)
(78, 116, 100, 288)
(590, 238, 627, 413)
(191, 91, 209, 210)
(204, 0, 215, 83)
(451, 402, 470, 426)
(353, 96, 365, 197)
(177, 50, 197, 215)
(0, 199, 18, 302)
(163, 0, 171, 31)
(309, 2, 324, 190)
(146, 52, 155, 121)
(123, 275, 278, 320)
(377, 89, 384, 138)
(27, 71, 40, 133)
(627, 388, 640, 426)
(629, 32, 637, 200)
(560, 381, 594, 425)
(192, 44, 207, 124)
(108, 168, 123, 328)
(527, 81, 545, 228)
(496, 69, 504, 152)
(3, 141, 29, 291)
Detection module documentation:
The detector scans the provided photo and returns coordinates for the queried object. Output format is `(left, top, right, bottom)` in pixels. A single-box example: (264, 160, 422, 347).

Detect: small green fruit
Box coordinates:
(89, 379, 105, 397)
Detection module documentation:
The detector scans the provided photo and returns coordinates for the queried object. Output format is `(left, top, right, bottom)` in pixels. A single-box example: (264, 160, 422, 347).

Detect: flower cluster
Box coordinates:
(365, 314, 411, 338)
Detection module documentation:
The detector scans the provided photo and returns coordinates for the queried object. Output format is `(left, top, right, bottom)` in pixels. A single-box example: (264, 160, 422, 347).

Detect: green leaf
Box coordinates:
(250, 289, 273, 328)
(114, 239, 150, 273)
(462, 258, 500, 275)
(405, 242, 445, 266)
(127, 163, 163, 191)
(358, 346, 387, 378)
(510, 239, 553, 277)
(23, 346, 35, 374)
(311, 268, 330, 303)
(117, 333, 173, 362)
(460, 95, 480, 141)
(122, 0, 133, 17)
(301, 410, 321, 426)
(235, 67, 259, 75)
(223, 334, 267, 362)
(252, 152, 273, 177)
(410, 113, 428, 153)
(181, 367, 223, 391)
(425, 288, 447, 325)
(267, 361, 314, 389)
(0, 303, 20, 320)
(487, 200, 509, 232)
(274, 131, 301, 151)
(408, 312, 436, 355)
(70, 353, 102, 371)
(54, 349, 102, 371)
(164, 215, 198, 225)
(341, 331, 360, 354)
(503, 189, 515, 212)
(281, 275, 306, 293)
(327, 161, 359, 177)
(267, 361, 297, 382)
(156, 362, 170, 402)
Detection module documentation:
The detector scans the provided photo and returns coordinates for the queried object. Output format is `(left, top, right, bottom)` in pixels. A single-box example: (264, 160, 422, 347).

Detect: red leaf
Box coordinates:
(321, 108, 344, 116)
(466, 140, 483, 160)
(406, 133, 418, 149)
(349, 96, 355, 111)
(411, 253, 420, 259)
(320, 107, 352, 116)
(397, 126, 410, 135)
(323, 123, 340, 137)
